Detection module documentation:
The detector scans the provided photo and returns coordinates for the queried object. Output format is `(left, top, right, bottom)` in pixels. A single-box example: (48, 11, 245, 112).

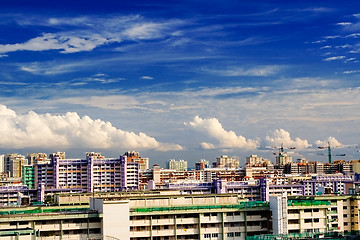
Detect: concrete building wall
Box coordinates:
(269, 194, 288, 235)
(91, 198, 130, 240)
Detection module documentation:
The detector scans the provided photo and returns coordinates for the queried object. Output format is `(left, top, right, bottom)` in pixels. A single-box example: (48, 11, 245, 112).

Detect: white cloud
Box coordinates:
(19, 60, 94, 75)
(323, 56, 346, 61)
(265, 129, 311, 150)
(122, 22, 167, 40)
(337, 22, 352, 26)
(0, 33, 116, 54)
(343, 70, 360, 74)
(0, 105, 182, 151)
(185, 116, 259, 150)
(141, 76, 154, 80)
(315, 136, 342, 148)
(0, 15, 184, 54)
(200, 142, 216, 149)
(205, 65, 281, 77)
(346, 33, 360, 38)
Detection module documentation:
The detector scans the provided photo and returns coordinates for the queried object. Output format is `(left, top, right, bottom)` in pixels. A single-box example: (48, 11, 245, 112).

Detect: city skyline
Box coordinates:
(0, 1, 360, 166)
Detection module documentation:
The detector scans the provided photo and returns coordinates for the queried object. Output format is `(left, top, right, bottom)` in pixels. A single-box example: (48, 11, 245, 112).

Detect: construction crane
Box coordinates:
(318, 142, 343, 164)
(272, 143, 296, 167)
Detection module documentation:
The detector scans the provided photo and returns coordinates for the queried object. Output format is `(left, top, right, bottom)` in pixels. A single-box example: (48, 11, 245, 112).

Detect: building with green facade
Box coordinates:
(22, 165, 35, 189)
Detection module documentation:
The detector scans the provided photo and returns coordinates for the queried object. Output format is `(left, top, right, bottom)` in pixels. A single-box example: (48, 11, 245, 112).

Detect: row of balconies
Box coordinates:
(131, 214, 265, 227)
(35, 222, 100, 231)
(130, 226, 266, 238)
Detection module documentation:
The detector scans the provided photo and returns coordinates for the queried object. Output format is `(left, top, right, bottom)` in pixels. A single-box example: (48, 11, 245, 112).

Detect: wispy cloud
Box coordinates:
(343, 70, 360, 74)
(336, 22, 352, 26)
(0, 33, 116, 54)
(141, 76, 154, 80)
(323, 56, 346, 61)
(19, 60, 93, 75)
(204, 65, 282, 77)
(0, 15, 185, 54)
(70, 74, 125, 85)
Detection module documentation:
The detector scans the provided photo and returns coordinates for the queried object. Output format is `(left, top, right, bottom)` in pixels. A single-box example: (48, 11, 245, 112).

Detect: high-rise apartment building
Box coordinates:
(246, 155, 271, 167)
(34, 153, 139, 193)
(124, 151, 149, 170)
(275, 152, 292, 166)
(215, 155, 239, 168)
(195, 159, 210, 170)
(167, 159, 188, 171)
(4, 153, 26, 178)
(26, 153, 47, 166)
(22, 165, 35, 189)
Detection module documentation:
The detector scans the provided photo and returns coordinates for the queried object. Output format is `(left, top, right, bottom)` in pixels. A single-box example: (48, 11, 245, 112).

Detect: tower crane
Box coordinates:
(318, 142, 343, 164)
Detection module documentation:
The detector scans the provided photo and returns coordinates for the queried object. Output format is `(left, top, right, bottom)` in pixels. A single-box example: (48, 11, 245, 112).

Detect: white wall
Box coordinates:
(91, 198, 130, 240)
(269, 194, 288, 235)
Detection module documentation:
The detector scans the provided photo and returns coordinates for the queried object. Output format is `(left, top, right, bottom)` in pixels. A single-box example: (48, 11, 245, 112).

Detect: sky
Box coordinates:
(0, 0, 360, 167)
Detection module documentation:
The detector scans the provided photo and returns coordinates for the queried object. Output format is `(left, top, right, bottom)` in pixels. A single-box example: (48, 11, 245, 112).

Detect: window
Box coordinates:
(289, 219, 299, 224)
(304, 209, 312, 213)
(204, 234, 211, 238)
(313, 218, 319, 223)
(212, 233, 218, 238)
(227, 233, 234, 237)
(288, 209, 299, 214)
(304, 219, 312, 223)
(235, 232, 241, 237)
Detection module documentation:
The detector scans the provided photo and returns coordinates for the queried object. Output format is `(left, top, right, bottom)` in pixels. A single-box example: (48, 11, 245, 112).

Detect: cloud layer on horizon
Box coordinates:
(185, 116, 343, 151)
(0, 105, 182, 151)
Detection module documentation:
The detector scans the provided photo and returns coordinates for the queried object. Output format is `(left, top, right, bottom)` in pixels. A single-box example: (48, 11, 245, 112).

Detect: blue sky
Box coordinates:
(0, 1, 360, 167)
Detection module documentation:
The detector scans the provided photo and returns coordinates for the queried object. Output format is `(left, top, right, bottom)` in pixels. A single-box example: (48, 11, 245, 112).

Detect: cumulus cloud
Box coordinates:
(265, 129, 311, 150)
(315, 136, 342, 148)
(0, 105, 182, 151)
(185, 116, 259, 150)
